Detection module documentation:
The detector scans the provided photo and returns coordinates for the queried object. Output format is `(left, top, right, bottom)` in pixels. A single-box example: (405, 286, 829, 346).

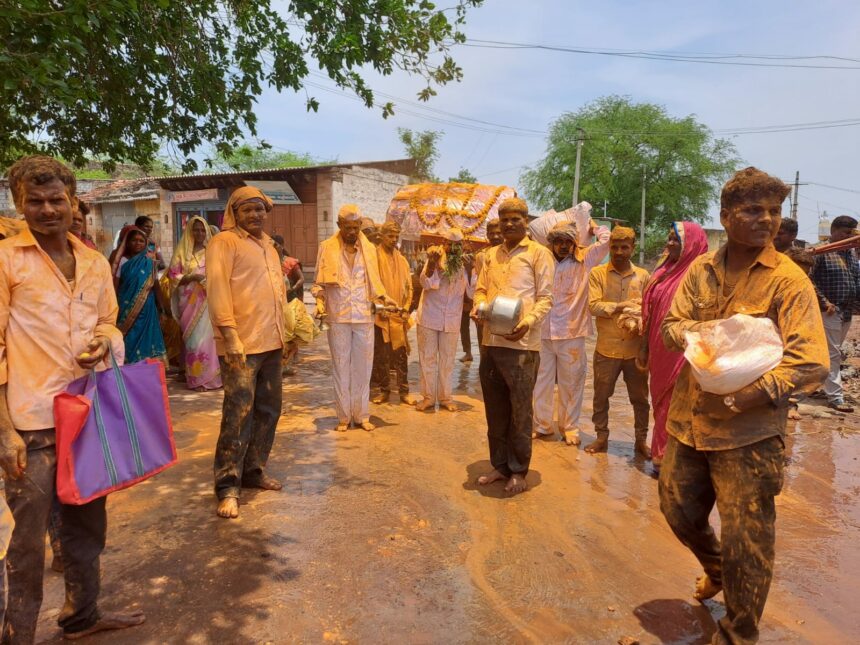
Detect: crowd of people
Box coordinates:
(0, 154, 846, 644)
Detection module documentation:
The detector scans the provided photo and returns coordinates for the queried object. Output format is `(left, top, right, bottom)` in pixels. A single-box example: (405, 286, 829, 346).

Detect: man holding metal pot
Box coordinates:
(472, 197, 554, 495)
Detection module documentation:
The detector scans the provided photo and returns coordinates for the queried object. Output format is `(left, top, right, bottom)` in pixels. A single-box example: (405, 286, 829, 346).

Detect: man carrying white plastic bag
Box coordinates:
(659, 167, 828, 645)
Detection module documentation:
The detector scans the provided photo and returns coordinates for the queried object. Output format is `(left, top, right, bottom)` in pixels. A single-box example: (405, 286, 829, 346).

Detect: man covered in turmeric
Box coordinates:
(660, 167, 828, 644)
(313, 205, 393, 432)
(370, 222, 413, 405)
(207, 187, 287, 519)
(586, 226, 650, 456)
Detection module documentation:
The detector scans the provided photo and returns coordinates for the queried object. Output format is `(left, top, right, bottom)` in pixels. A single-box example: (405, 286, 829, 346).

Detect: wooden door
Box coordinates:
(266, 203, 318, 267)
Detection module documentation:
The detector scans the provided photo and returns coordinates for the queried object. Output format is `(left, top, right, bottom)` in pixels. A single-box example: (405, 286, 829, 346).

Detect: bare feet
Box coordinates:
(440, 400, 459, 412)
(693, 573, 722, 601)
(371, 392, 389, 404)
(477, 469, 507, 486)
(216, 497, 239, 519)
(504, 473, 528, 495)
(634, 439, 652, 460)
(585, 436, 608, 453)
(787, 408, 802, 420)
(335, 422, 349, 432)
(400, 394, 417, 405)
(460, 354, 473, 363)
(563, 429, 581, 446)
(64, 610, 146, 640)
(414, 399, 434, 412)
(244, 474, 282, 491)
(361, 421, 376, 432)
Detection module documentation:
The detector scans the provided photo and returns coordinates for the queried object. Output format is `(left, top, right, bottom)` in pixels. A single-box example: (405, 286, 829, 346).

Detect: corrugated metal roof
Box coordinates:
(143, 158, 414, 181)
(79, 179, 160, 204)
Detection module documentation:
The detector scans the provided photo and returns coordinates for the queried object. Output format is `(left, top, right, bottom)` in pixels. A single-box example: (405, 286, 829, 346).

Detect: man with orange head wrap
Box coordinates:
(206, 186, 287, 520)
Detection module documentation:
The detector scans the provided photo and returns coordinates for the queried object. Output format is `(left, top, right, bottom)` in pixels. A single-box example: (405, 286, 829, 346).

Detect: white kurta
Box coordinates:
(321, 249, 374, 423)
(416, 264, 467, 404)
(534, 229, 609, 435)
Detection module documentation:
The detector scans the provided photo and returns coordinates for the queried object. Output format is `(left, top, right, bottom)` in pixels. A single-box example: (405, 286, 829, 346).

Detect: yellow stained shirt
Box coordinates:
(588, 262, 650, 359)
(206, 227, 285, 356)
(474, 237, 555, 352)
(0, 228, 124, 430)
(661, 245, 829, 451)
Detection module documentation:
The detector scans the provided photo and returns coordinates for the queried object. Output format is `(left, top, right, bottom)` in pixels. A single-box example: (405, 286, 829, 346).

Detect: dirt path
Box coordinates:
(35, 331, 860, 644)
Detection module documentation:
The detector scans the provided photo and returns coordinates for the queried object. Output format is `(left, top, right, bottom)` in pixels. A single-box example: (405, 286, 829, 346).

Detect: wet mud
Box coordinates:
(34, 326, 860, 643)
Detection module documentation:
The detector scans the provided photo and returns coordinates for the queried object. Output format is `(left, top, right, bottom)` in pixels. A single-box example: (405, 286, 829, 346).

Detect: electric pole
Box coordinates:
(790, 171, 800, 220)
(639, 168, 647, 265)
(572, 127, 585, 207)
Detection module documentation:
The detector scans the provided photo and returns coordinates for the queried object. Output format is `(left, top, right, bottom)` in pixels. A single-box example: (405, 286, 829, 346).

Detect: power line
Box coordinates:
(461, 39, 860, 70)
(806, 181, 860, 195)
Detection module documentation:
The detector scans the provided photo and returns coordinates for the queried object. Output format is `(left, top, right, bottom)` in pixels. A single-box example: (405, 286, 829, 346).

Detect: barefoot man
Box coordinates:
(660, 167, 828, 644)
(586, 226, 651, 457)
(472, 198, 554, 494)
(312, 205, 391, 432)
(370, 222, 414, 405)
(207, 186, 287, 519)
(533, 220, 609, 446)
(0, 156, 145, 641)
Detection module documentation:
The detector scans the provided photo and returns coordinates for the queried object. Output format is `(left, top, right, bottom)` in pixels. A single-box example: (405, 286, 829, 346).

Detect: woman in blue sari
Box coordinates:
(112, 225, 168, 364)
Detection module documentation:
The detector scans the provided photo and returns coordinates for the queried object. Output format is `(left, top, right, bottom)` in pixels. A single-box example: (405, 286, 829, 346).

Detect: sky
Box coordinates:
(247, 0, 860, 241)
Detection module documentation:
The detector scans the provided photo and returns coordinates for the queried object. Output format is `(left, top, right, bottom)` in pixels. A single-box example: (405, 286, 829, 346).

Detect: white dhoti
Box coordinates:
(533, 337, 587, 435)
(327, 322, 374, 424)
(417, 324, 459, 404)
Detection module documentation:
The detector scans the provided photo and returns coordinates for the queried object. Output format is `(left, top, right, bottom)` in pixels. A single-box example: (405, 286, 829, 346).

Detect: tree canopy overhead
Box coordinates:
(0, 0, 483, 171)
(521, 96, 741, 235)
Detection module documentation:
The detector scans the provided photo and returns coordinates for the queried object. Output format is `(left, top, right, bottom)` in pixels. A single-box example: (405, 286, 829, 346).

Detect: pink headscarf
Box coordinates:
(642, 221, 709, 460)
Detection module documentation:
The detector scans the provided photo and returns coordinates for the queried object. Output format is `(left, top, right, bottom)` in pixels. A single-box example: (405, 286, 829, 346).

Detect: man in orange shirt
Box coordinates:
(206, 187, 286, 519)
(0, 156, 144, 642)
(587, 227, 651, 457)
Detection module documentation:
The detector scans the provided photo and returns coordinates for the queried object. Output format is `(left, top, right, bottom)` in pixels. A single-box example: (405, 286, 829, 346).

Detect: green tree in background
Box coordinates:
(208, 143, 333, 172)
(0, 0, 483, 171)
(398, 128, 442, 182)
(521, 96, 740, 237)
(449, 168, 477, 183)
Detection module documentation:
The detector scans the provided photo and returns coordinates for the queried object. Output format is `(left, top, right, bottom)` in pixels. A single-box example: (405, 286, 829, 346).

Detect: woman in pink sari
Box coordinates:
(168, 217, 222, 390)
(639, 221, 709, 467)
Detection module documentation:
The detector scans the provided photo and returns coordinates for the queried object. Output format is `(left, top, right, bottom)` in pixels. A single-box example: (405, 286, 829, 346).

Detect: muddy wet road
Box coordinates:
(35, 329, 860, 644)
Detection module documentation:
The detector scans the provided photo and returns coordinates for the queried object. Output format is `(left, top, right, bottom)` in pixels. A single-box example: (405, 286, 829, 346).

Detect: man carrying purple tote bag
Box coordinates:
(55, 351, 177, 505)
(0, 156, 146, 643)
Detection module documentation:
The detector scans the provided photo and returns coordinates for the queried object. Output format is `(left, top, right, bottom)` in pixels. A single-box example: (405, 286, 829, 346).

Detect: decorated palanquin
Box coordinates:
(385, 182, 515, 244)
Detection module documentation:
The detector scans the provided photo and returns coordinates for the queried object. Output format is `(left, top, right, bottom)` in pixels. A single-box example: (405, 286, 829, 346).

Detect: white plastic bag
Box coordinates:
(528, 201, 593, 245)
(683, 314, 783, 395)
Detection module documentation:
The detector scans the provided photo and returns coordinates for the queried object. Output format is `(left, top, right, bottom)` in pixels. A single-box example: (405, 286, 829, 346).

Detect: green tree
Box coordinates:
(521, 96, 740, 237)
(398, 128, 441, 182)
(208, 143, 333, 172)
(449, 167, 477, 183)
(0, 1, 483, 171)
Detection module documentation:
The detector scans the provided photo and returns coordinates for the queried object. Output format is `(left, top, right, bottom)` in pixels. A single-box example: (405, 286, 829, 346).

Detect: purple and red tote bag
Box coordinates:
(53, 352, 177, 505)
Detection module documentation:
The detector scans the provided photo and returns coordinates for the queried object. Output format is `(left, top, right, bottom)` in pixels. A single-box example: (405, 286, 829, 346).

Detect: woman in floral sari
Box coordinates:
(638, 221, 709, 467)
(168, 217, 222, 390)
(112, 225, 168, 364)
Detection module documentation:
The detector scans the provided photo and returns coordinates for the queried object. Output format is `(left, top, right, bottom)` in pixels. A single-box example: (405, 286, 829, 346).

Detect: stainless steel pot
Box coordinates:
(479, 295, 523, 336)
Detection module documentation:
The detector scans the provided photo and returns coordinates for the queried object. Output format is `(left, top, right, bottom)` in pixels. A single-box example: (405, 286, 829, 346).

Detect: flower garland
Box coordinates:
(409, 183, 508, 236)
